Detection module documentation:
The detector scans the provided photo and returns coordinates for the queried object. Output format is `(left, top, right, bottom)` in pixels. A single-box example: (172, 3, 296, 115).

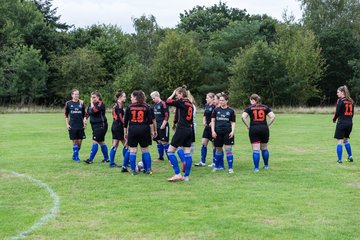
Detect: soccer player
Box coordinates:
(211, 93, 236, 173)
(195, 92, 216, 167)
(64, 89, 86, 162)
(84, 91, 109, 164)
(241, 94, 275, 172)
(150, 91, 170, 162)
(123, 90, 155, 174)
(333, 85, 354, 163)
(166, 86, 194, 182)
(109, 90, 127, 168)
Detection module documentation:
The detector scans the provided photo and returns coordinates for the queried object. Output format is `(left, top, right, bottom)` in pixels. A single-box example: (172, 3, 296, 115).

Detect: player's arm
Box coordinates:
(123, 107, 130, 140)
(211, 117, 217, 138)
(64, 103, 71, 130)
(267, 112, 275, 127)
(333, 100, 342, 123)
(241, 112, 250, 129)
(229, 110, 236, 138)
(161, 103, 169, 129)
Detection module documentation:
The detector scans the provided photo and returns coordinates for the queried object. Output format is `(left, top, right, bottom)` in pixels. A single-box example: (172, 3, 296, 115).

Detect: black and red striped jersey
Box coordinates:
(244, 104, 271, 126)
(166, 98, 193, 129)
(333, 97, 354, 123)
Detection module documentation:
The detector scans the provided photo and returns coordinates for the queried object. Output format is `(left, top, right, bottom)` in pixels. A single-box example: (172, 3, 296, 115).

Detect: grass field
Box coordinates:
(0, 112, 359, 239)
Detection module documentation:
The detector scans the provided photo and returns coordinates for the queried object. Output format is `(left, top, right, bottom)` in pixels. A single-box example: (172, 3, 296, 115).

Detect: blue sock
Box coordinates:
(122, 146, 127, 158)
(100, 144, 109, 160)
(226, 148, 233, 169)
(215, 151, 222, 168)
(164, 144, 170, 159)
(157, 144, 164, 159)
(253, 150, 260, 169)
(109, 146, 117, 165)
(129, 152, 136, 172)
(168, 152, 180, 174)
(337, 144, 343, 161)
(262, 149, 269, 166)
(212, 148, 216, 164)
(142, 152, 151, 171)
(184, 153, 192, 177)
(344, 142, 352, 158)
(201, 145, 207, 163)
(73, 144, 79, 160)
(89, 143, 98, 160)
(220, 150, 225, 168)
(123, 149, 130, 168)
(177, 148, 185, 163)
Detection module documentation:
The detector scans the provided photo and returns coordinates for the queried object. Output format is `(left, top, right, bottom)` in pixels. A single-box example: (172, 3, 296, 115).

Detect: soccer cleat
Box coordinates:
(254, 168, 259, 173)
(194, 162, 206, 167)
(84, 159, 93, 164)
(109, 163, 120, 168)
(228, 169, 234, 174)
(208, 163, 215, 168)
(167, 174, 185, 182)
(184, 176, 190, 182)
(154, 158, 164, 162)
(131, 171, 137, 175)
(145, 170, 153, 175)
(347, 156, 354, 162)
(101, 159, 110, 163)
(121, 167, 129, 173)
(212, 168, 219, 172)
(337, 160, 343, 164)
(263, 165, 269, 170)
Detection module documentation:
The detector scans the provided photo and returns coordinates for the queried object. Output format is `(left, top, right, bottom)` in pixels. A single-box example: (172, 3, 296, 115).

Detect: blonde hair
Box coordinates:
(338, 85, 353, 103)
(150, 91, 160, 98)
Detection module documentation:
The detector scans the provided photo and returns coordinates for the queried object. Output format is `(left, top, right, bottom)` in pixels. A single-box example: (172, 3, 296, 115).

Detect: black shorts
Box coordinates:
(111, 124, 124, 140)
(202, 126, 212, 140)
(153, 125, 169, 142)
(171, 126, 193, 148)
(249, 125, 269, 144)
(92, 124, 108, 142)
(68, 128, 86, 140)
(127, 125, 152, 148)
(334, 122, 352, 139)
(213, 131, 234, 147)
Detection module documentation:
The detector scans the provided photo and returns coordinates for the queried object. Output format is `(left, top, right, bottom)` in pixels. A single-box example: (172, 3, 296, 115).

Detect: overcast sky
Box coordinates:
(52, 0, 303, 33)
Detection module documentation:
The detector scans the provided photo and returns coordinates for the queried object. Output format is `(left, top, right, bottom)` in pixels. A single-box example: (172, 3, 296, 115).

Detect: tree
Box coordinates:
(151, 30, 202, 96)
(229, 41, 285, 107)
(0, 45, 48, 104)
(178, 2, 249, 40)
(299, 0, 360, 103)
(229, 24, 325, 106)
(277, 24, 325, 105)
(49, 48, 106, 101)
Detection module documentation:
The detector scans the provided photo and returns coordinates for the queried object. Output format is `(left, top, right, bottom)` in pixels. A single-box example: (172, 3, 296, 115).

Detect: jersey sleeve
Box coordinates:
(124, 106, 130, 128)
(230, 109, 236, 122)
(333, 99, 342, 121)
(163, 101, 169, 121)
(64, 101, 69, 118)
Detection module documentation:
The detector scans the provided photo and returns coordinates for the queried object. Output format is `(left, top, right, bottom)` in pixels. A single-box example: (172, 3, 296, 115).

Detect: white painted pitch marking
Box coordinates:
(1, 170, 60, 240)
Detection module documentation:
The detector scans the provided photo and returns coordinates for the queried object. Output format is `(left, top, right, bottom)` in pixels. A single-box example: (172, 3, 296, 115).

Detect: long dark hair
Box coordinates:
(91, 90, 102, 101)
(338, 85, 353, 103)
(250, 94, 261, 104)
(132, 90, 145, 104)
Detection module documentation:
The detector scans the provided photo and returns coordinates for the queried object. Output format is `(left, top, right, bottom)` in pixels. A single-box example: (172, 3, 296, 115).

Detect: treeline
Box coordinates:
(0, 0, 360, 107)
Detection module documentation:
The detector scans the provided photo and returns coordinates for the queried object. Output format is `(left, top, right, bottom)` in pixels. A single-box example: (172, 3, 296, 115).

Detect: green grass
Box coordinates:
(0, 113, 359, 239)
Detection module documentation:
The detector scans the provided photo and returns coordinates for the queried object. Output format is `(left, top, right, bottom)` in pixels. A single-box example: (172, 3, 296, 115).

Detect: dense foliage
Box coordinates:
(0, 0, 359, 107)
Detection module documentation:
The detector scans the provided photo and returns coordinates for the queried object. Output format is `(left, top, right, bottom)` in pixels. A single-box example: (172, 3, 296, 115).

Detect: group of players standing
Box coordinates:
(64, 85, 354, 182)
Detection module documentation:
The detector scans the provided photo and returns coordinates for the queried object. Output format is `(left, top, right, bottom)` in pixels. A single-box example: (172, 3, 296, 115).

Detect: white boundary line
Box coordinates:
(1, 170, 60, 240)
